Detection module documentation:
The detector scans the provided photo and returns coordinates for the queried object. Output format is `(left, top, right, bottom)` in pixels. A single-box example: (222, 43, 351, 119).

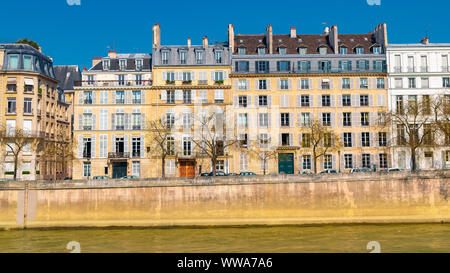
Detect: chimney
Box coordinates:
(421, 37, 429, 45)
(329, 25, 339, 54)
(290, 27, 296, 38)
(187, 37, 191, 48)
(266, 25, 273, 54)
(152, 23, 161, 48)
(228, 24, 235, 53)
(203, 36, 208, 48)
(108, 50, 117, 58)
(92, 57, 101, 67)
(374, 23, 388, 49)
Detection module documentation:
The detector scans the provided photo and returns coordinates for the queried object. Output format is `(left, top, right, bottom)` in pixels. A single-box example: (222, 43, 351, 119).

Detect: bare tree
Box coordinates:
(248, 135, 277, 175)
(299, 119, 341, 174)
(42, 131, 75, 179)
(191, 112, 237, 176)
(433, 95, 450, 144)
(386, 96, 439, 171)
(0, 126, 40, 180)
(146, 118, 177, 178)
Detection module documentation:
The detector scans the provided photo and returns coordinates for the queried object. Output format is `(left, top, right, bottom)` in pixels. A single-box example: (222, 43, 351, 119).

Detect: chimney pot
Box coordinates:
(290, 27, 296, 38)
(203, 36, 208, 48)
(187, 37, 191, 48)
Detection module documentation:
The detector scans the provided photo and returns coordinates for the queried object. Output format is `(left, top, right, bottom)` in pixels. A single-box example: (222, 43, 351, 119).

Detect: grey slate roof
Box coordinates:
(88, 53, 152, 71)
(54, 65, 81, 91)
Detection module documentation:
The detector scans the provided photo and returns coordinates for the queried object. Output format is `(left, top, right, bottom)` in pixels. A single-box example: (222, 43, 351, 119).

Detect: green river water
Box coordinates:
(1, 224, 450, 253)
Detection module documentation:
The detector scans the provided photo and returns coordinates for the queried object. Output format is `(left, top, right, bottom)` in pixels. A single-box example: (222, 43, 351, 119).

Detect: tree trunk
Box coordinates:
(313, 150, 318, 174)
(13, 156, 18, 180)
(411, 148, 417, 171)
(211, 158, 217, 176)
(161, 157, 166, 178)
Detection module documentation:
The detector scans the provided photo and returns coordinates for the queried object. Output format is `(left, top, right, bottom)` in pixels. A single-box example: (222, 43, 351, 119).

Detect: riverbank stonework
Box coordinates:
(0, 171, 449, 229)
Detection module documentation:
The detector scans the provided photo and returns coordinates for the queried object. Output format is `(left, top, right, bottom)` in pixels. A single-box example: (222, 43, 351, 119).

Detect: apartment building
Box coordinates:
(229, 24, 390, 174)
(151, 23, 233, 177)
(387, 39, 450, 170)
(0, 43, 71, 180)
(73, 51, 152, 179)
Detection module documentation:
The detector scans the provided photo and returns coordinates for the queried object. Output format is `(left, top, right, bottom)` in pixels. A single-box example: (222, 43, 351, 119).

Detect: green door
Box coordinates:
(112, 162, 127, 178)
(278, 153, 294, 174)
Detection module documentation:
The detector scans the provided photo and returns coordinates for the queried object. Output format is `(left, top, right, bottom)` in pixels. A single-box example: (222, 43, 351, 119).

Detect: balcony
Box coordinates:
(198, 80, 208, 85)
(108, 152, 130, 159)
(74, 80, 152, 87)
(83, 152, 91, 159)
(131, 152, 141, 158)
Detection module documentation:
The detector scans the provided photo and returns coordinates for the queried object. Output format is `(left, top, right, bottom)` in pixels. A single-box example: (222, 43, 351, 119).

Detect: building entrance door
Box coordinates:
(112, 162, 127, 178)
(278, 153, 294, 174)
(179, 160, 195, 177)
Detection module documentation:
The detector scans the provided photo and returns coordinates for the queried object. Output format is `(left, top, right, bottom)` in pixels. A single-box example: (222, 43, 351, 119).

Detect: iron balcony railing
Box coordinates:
(108, 152, 130, 159)
(74, 80, 152, 87)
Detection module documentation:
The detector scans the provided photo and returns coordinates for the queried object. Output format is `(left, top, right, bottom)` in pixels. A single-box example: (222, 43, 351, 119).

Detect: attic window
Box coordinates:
(257, 47, 265, 55)
(103, 59, 110, 70)
(340, 47, 347, 55)
(119, 59, 126, 70)
(298, 39, 302, 43)
(278, 47, 287, 55)
(364, 37, 368, 41)
(372, 46, 381, 54)
(356, 47, 364, 54)
(258, 39, 262, 43)
(319, 47, 327, 55)
(298, 47, 307, 55)
(238, 47, 246, 55)
(239, 39, 243, 43)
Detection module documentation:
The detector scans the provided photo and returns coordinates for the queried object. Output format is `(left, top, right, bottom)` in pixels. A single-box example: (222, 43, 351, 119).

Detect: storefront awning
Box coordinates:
(24, 78, 34, 86)
(7, 78, 16, 84)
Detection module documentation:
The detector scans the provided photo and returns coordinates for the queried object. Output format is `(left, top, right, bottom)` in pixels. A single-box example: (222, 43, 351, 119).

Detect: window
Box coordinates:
(215, 50, 223, 63)
(162, 51, 169, 64)
(344, 154, 353, 169)
(343, 112, 351, 126)
(236, 61, 249, 72)
(118, 75, 125, 86)
(24, 98, 32, 114)
(83, 162, 91, 177)
(356, 47, 363, 54)
(23, 55, 33, 70)
(423, 95, 431, 115)
(258, 113, 268, 127)
(8, 55, 19, 70)
(259, 79, 267, 90)
(7, 98, 16, 114)
(379, 153, 388, 168)
(408, 78, 416, 88)
(408, 95, 418, 113)
(258, 95, 268, 106)
(119, 59, 127, 70)
(420, 56, 427, 72)
(214, 89, 224, 103)
(373, 46, 381, 54)
(179, 51, 187, 64)
(259, 133, 269, 149)
(374, 60, 384, 72)
(319, 47, 327, 55)
(279, 47, 286, 55)
(114, 113, 124, 130)
(132, 161, 140, 177)
(343, 133, 352, 147)
(421, 78, 429, 88)
(166, 90, 175, 104)
(166, 113, 175, 129)
(339, 60, 352, 71)
(360, 95, 369, 106)
(23, 120, 32, 135)
(340, 47, 347, 54)
(83, 137, 91, 158)
(256, 61, 269, 73)
(239, 153, 248, 171)
(214, 71, 224, 81)
(321, 79, 330, 89)
(378, 132, 387, 147)
(321, 95, 331, 107)
(362, 154, 371, 168)
(6, 78, 17, 92)
(280, 79, 289, 90)
(182, 137, 192, 156)
(324, 154, 332, 169)
(183, 90, 192, 104)
(281, 113, 290, 127)
(342, 95, 351, 106)
(302, 134, 311, 148)
(238, 113, 248, 127)
(360, 78, 368, 89)
(443, 77, 450, 88)
(361, 112, 369, 126)
(298, 61, 310, 73)
(166, 72, 175, 82)
(377, 78, 385, 89)
(301, 95, 310, 107)
(132, 137, 141, 157)
(303, 155, 311, 170)
(87, 75, 95, 85)
(238, 96, 247, 107)
(238, 134, 248, 148)
(115, 91, 124, 104)
(83, 113, 92, 130)
(342, 78, 350, 89)
(257, 47, 265, 55)
(136, 59, 143, 71)
(135, 75, 143, 85)
(132, 113, 141, 130)
(361, 132, 370, 147)
(277, 61, 290, 72)
(318, 61, 331, 73)
(298, 47, 307, 55)
(397, 124, 406, 145)
(6, 120, 15, 136)
(281, 133, 290, 146)
(167, 136, 175, 156)
(322, 113, 331, 126)
(396, 96, 404, 114)
(182, 113, 191, 129)
(301, 79, 309, 89)
(301, 113, 310, 127)
(195, 50, 204, 64)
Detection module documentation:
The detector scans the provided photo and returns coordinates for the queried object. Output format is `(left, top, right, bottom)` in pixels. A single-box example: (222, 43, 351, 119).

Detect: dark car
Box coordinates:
(227, 173, 239, 176)
(93, 176, 109, 180)
(350, 168, 373, 173)
(320, 170, 341, 174)
(200, 173, 211, 177)
(119, 175, 139, 179)
(239, 172, 256, 176)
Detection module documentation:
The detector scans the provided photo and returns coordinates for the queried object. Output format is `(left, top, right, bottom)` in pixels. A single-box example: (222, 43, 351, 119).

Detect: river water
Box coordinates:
(1, 224, 450, 253)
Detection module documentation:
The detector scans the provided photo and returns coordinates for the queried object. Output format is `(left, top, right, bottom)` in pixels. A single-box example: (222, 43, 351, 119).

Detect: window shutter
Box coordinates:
(317, 95, 322, 107)
(111, 113, 115, 130)
(223, 70, 228, 80)
(288, 79, 292, 90)
(233, 96, 238, 108)
(338, 112, 343, 127)
(254, 95, 258, 107)
(77, 135, 83, 158)
(124, 134, 129, 153)
(331, 113, 335, 127)
(309, 95, 314, 107)
(317, 79, 322, 90)
(247, 95, 252, 106)
(191, 71, 195, 80)
(296, 95, 301, 107)
(350, 78, 354, 89)
(111, 134, 115, 153)
(355, 77, 360, 89)
(277, 79, 281, 90)
(338, 78, 342, 90)
(234, 79, 238, 90)
(92, 91, 97, 104)
(267, 79, 271, 90)
(289, 113, 294, 127)
(111, 91, 116, 104)
(330, 78, 334, 89)
(141, 90, 145, 104)
(268, 95, 272, 108)
(268, 113, 272, 128)
(210, 71, 215, 80)
(309, 78, 313, 90)
(79, 91, 84, 104)
(78, 114, 83, 130)
(162, 71, 167, 81)
(141, 134, 145, 158)
(330, 95, 335, 107)
(141, 113, 145, 130)
(91, 135, 96, 158)
(255, 79, 259, 91)
(161, 90, 167, 101)
(338, 95, 342, 107)
(297, 79, 301, 90)
(92, 114, 96, 130)
(246, 79, 251, 90)
(369, 94, 374, 106)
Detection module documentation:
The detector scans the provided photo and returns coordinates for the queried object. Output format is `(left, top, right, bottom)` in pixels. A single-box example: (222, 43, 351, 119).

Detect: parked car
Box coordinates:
(200, 173, 211, 177)
(350, 168, 373, 173)
(320, 170, 341, 174)
(64, 177, 72, 180)
(93, 176, 109, 180)
(119, 175, 139, 179)
(300, 171, 313, 175)
(200, 171, 227, 176)
(388, 168, 405, 172)
(227, 173, 239, 176)
(240, 172, 256, 176)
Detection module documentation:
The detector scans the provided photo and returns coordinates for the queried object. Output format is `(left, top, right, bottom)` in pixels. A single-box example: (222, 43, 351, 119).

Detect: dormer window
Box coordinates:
(257, 47, 265, 55)
(298, 47, 307, 55)
(179, 50, 187, 64)
(215, 50, 223, 64)
(8, 55, 19, 70)
(103, 59, 110, 70)
(356, 47, 364, 54)
(238, 47, 246, 55)
(340, 47, 347, 55)
(319, 47, 327, 55)
(162, 51, 169, 64)
(136, 59, 143, 70)
(119, 59, 127, 70)
(279, 47, 287, 55)
(23, 55, 33, 70)
(372, 46, 381, 54)
(195, 50, 204, 64)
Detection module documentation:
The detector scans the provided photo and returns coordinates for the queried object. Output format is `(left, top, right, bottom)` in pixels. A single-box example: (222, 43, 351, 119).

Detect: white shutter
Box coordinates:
(91, 135, 96, 158)
(141, 134, 145, 158)
(161, 90, 167, 101)
(77, 135, 83, 158)
(124, 134, 129, 154)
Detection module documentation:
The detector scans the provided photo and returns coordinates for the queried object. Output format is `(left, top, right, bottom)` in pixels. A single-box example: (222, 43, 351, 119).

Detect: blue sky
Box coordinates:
(1, 0, 448, 69)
